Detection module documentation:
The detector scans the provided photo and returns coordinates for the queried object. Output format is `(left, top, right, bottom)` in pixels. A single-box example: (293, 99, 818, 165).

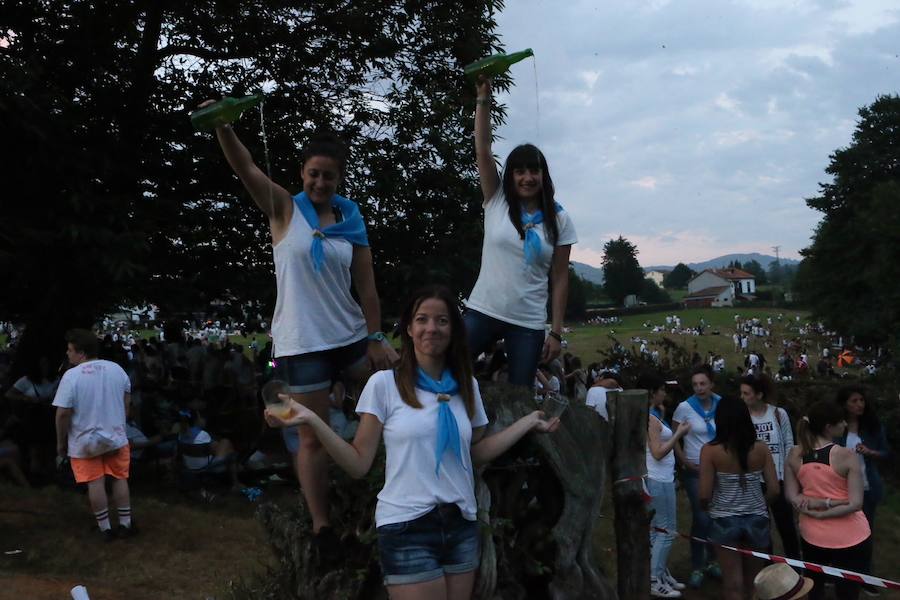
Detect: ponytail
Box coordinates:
(799, 401, 845, 456)
(796, 416, 816, 456)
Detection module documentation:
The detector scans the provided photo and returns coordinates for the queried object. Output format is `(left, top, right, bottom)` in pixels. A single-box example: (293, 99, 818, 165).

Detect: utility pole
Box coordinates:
(771, 245, 781, 265)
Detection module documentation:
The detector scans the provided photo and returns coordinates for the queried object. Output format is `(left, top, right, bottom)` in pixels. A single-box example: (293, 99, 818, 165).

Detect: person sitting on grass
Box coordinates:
(176, 408, 243, 492)
(265, 285, 559, 597)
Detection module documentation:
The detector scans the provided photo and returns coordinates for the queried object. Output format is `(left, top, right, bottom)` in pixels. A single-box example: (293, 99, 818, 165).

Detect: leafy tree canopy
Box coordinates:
(0, 0, 506, 365)
(663, 263, 694, 289)
(601, 236, 644, 306)
(799, 95, 900, 346)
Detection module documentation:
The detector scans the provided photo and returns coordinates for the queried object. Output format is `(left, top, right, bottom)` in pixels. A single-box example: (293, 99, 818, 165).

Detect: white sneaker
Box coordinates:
(664, 569, 687, 591)
(650, 580, 683, 598)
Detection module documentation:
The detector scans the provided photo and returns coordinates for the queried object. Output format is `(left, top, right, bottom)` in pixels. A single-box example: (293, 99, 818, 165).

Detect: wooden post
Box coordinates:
(608, 389, 650, 600)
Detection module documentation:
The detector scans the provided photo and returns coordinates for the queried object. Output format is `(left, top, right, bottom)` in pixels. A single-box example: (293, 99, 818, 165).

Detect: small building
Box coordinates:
(683, 285, 734, 308)
(710, 267, 756, 298)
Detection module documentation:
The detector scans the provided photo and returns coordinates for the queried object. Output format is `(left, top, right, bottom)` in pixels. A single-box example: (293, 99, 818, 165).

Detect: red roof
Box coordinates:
(684, 286, 732, 299)
(711, 268, 755, 280)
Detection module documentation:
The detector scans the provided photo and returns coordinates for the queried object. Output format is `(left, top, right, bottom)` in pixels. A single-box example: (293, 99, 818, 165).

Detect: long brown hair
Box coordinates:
(393, 285, 476, 418)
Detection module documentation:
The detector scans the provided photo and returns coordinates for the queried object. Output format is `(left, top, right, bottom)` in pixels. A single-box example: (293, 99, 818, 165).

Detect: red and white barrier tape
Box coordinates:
(652, 526, 900, 590)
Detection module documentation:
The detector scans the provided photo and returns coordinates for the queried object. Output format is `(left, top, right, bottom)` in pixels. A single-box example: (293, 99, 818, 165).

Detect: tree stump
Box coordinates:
(232, 383, 617, 600)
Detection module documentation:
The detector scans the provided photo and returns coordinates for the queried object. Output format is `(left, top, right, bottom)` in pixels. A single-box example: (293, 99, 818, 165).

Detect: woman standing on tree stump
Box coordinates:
(465, 75, 577, 387)
(266, 285, 559, 599)
(201, 105, 395, 561)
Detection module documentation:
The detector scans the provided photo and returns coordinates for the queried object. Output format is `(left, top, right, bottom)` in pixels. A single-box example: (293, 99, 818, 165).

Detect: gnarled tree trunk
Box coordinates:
(235, 383, 618, 600)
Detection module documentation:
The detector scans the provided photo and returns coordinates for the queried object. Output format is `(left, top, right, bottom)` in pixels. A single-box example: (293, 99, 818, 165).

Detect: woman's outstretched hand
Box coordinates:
(264, 395, 315, 428)
(530, 410, 561, 433)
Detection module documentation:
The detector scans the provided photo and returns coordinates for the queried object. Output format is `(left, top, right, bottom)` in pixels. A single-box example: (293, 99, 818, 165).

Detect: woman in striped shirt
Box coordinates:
(700, 396, 779, 600)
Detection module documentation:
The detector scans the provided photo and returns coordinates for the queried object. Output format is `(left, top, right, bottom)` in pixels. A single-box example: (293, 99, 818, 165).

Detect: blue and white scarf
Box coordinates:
(293, 192, 369, 273)
(686, 393, 721, 438)
(415, 367, 464, 476)
(521, 202, 564, 265)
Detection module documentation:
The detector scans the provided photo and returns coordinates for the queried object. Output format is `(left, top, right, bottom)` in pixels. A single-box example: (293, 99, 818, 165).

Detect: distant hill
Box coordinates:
(573, 253, 799, 283)
(572, 261, 604, 284)
(643, 253, 800, 273)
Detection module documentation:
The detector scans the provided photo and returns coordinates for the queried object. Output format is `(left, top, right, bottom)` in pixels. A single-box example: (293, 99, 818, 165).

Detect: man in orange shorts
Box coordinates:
(54, 329, 135, 541)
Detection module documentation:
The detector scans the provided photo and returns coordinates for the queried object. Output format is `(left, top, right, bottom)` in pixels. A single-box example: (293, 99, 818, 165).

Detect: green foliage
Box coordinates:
(0, 0, 505, 359)
(800, 95, 900, 347)
(663, 262, 694, 289)
(741, 259, 768, 285)
(565, 265, 589, 320)
(639, 278, 672, 305)
(601, 236, 644, 306)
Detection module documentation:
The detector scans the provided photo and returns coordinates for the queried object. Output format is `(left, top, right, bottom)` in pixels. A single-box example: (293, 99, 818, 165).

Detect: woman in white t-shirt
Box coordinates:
(464, 76, 578, 387)
(204, 109, 395, 540)
(4, 355, 59, 473)
(266, 285, 559, 598)
(740, 374, 799, 559)
(671, 364, 722, 589)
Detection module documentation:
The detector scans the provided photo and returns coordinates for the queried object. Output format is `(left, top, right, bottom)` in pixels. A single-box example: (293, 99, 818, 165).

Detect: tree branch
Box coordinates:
(157, 45, 252, 61)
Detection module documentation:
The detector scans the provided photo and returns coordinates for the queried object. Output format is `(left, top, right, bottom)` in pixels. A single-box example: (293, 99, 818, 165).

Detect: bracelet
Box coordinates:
(548, 330, 563, 343)
(476, 97, 491, 106)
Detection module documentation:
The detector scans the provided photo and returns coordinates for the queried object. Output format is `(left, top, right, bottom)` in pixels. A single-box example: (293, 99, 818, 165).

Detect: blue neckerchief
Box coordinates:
(415, 367, 463, 476)
(650, 406, 669, 427)
(521, 202, 564, 265)
(293, 192, 369, 273)
(686, 394, 721, 438)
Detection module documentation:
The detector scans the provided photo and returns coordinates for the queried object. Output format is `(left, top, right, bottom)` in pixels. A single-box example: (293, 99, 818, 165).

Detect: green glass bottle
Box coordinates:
(190, 94, 264, 132)
(463, 48, 534, 78)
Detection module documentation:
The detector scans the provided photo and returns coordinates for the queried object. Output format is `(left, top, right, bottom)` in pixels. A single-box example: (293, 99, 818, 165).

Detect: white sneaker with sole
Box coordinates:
(664, 569, 686, 591)
(650, 580, 683, 598)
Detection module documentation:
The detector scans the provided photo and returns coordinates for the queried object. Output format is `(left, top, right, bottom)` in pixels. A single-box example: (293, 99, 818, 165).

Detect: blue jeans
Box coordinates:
(647, 478, 677, 581)
(463, 309, 545, 387)
(681, 469, 712, 570)
(377, 504, 481, 586)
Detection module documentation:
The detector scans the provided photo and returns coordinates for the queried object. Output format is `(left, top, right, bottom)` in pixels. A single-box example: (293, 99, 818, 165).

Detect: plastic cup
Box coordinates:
(541, 391, 568, 421)
(262, 379, 292, 419)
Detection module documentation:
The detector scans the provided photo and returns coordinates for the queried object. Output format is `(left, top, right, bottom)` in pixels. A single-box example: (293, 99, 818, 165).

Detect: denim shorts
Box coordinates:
(377, 504, 481, 586)
(273, 337, 368, 393)
(708, 514, 770, 549)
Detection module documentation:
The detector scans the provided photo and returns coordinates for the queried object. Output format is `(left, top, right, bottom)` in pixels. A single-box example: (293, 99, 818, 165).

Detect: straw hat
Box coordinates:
(753, 564, 814, 600)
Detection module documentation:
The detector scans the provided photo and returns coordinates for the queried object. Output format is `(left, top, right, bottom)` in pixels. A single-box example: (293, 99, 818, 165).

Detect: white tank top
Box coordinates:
(646, 415, 676, 482)
(270, 206, 367, 357)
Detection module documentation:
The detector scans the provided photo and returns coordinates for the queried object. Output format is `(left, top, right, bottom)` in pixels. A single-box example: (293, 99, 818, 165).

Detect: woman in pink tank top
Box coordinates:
(784, 401, 870, 600)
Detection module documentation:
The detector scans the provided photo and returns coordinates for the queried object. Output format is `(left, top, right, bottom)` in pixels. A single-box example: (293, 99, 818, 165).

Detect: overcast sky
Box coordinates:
(490, 0, 899, 267)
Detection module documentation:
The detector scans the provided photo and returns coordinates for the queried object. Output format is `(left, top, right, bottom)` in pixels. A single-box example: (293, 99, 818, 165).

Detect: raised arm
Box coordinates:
(474, 77, 500, 201)
(199, 100, 292, 226)
(267, 399, 382, 479)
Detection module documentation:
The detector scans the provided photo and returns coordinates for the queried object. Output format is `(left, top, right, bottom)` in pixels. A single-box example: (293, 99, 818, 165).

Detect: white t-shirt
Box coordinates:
(672, 396, 719, 466)
(13, 376, 58, 402)
(52, 359, 131, 458)
(271, 204, 368, 357)
(126, 423, 149, 459)
(356, 370, 489, 527)
(844, 430, 870, 490)
(465, 190, 578, 330)
(585, 386, 623, 421)
(750, 405, 794, 481)
(178, 428, 214, 470)
(646, 415, 676, 483)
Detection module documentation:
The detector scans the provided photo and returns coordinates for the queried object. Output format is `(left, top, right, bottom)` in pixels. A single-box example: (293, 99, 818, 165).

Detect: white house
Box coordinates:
(685, 271, 735, 307)
(645, 270, 667, 287)
(711, 267, 757, 298)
